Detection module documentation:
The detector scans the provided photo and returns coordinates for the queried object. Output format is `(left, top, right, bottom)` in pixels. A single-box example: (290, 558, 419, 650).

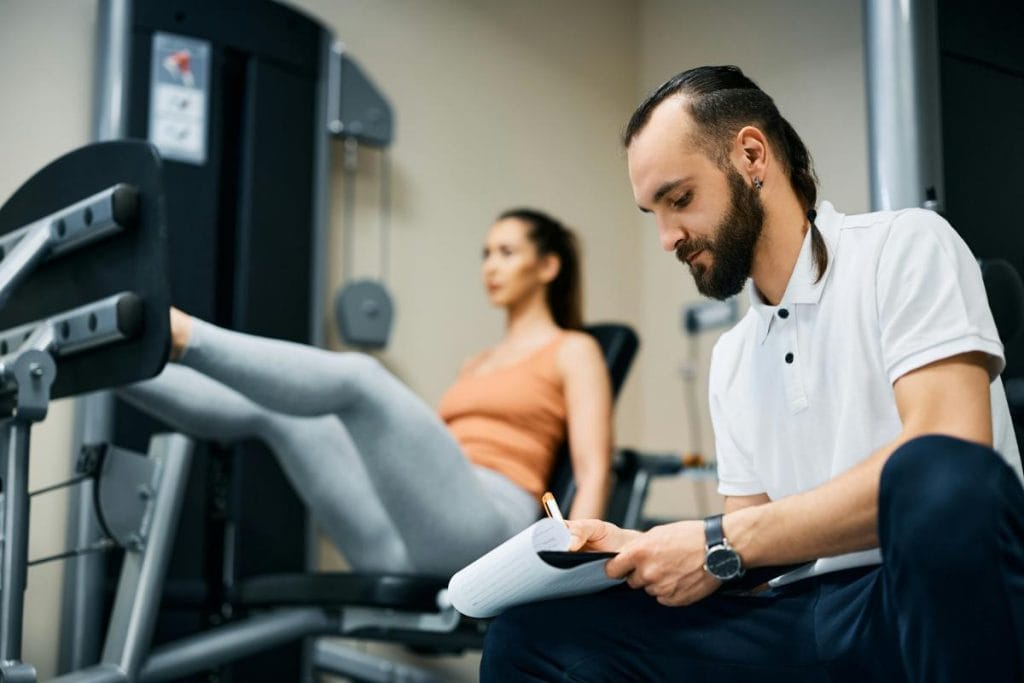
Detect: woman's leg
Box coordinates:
(118, 364, 412, 572)
(179, 319, 539, 574)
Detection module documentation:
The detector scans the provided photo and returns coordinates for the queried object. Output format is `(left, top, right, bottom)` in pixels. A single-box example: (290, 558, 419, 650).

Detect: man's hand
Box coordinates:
(567, 519, 641, 552)
(605, 520, 720, 606)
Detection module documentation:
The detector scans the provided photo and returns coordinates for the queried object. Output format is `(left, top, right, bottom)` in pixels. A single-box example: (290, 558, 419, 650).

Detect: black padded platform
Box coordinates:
(549, 323, 639, 505)
(235, 572, 448, 612)
(587, 323, 640, 397)
(0, 141, 170, 398)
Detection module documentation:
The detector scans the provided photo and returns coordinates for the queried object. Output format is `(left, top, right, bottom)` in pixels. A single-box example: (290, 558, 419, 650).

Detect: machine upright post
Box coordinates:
(58, 2, 137, 670)
(0, 420, 32, 667)
(863, 0, 944, 211)
(100, 435, 194, 680)
(0, 349, 56, 682)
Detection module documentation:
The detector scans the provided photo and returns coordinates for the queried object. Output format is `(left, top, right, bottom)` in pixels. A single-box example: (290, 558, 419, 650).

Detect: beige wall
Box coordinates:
(635, 0, 870, 462)
(293, 0, 645, 445)
(0, 1, 868, 679)
(0, 1, 99, 679)
(289, 2, 643, 677)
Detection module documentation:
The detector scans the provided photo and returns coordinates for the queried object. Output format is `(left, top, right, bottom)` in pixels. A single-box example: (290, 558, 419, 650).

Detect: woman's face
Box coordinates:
(481, 218, 553, 308)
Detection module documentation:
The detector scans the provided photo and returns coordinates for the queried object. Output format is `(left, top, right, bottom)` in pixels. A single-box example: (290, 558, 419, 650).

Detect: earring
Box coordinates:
(753, 177, 764, 191)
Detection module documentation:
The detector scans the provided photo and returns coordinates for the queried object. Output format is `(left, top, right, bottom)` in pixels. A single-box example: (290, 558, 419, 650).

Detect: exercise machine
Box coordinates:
(0, 140, 189, 683)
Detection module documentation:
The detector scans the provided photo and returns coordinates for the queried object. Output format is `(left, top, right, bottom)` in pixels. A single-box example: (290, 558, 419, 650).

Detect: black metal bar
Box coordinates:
(29, 473, 91, 498)
(0, 420, 32, 662)
(27, 539, 116, 568)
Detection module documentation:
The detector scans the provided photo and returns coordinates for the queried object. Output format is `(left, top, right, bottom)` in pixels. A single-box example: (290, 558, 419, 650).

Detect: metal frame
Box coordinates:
(133, 601, 461, 683)
(864, 0, 944, 211)
(312, 640, 448, 683)
(0, 294, 141, 363)
(28, 400, 465, 683)
(298, 24, 339, 683)
(310, 29, 335, 350)
(80, 8, 338, 678)
(121, 325, 636, 682)
(61, 1, 136, 670)
(0, 297, 156, 682)
(0, 136, 164, 680)
(0, 185, 135, 309)
(51, 435, 194, 683)
(98, 449, 710, 683)
(0, 351, 56, 683)
(40, 324, 642, 682)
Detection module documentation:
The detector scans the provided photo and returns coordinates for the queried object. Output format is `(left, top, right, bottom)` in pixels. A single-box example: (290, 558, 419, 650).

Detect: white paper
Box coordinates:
(768, 548, 883, 587)
(448, 518, 622, 618)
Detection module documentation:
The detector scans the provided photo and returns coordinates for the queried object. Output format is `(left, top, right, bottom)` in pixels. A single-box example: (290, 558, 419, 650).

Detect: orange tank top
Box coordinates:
(437, 333, 567, 499)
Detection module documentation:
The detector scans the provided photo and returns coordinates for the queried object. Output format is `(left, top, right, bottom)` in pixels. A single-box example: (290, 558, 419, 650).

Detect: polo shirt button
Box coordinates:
(778, 308, 789, 319)
(785, 352, 794, 363)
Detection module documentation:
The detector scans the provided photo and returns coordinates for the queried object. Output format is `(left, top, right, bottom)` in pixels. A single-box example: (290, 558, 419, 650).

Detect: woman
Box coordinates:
(120, 208, 612, 576)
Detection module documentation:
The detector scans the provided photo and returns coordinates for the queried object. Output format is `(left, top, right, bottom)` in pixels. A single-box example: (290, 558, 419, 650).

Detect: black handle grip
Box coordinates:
(115, 292, 144, 339)
(111, 183, 140, 230)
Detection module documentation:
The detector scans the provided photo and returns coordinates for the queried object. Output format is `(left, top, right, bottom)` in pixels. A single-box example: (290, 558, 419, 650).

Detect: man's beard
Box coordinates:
(676, 169, 764, 300)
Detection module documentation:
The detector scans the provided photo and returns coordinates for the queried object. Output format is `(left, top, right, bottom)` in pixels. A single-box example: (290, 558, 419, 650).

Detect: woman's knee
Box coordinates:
(338, 351, 384, 378)
(332, 352, 390, 398)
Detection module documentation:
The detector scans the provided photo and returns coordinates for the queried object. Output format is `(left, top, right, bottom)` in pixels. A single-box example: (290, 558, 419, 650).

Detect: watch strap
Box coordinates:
(704, 513, 725, 548)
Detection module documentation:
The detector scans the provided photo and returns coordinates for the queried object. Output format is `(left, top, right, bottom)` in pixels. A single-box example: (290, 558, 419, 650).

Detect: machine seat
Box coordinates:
(234, 572, 448, 612)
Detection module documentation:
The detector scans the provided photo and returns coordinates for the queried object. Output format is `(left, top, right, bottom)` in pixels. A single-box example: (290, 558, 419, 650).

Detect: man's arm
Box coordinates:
(725, 493, 770, 514)
(576, 350, 993, 606)
(725, 350, 992, 566)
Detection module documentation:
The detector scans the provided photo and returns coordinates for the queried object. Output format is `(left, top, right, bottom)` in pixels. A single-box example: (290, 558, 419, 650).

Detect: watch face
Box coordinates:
(706, 546, 742, 580)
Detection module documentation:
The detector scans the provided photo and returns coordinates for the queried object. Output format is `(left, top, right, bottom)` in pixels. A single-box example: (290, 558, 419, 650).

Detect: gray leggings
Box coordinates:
(117, 319, 539, 576)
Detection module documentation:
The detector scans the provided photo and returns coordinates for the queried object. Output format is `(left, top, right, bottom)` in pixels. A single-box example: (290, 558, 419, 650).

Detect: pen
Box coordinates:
(541, 491, 566, 525)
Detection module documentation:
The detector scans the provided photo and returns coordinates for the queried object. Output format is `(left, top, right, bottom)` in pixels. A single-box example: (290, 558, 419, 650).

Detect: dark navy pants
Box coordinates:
(481, 436, 1024, 682)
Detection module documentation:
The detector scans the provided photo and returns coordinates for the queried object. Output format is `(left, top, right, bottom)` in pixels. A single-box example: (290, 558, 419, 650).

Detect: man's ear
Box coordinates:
(734, 125, 768, 180)
(540, 253, 561, 284)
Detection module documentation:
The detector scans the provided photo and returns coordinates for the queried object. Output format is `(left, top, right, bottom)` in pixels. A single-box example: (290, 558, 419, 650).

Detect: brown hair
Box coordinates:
(499, 208, 583, 329)
(624, 65, 827, 281)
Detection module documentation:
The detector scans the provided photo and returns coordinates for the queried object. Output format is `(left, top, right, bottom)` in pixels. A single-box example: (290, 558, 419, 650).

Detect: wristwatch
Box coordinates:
(703, 514, 744, 581)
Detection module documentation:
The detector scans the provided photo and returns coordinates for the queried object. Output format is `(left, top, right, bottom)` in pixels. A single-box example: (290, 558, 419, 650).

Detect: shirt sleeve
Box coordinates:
(709, 341, 765, 497)
(876, 209, 1004, 384)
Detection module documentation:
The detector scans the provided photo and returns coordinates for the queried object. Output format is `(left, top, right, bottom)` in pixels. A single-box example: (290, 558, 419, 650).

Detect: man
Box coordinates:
(480, 65, 1024, 682)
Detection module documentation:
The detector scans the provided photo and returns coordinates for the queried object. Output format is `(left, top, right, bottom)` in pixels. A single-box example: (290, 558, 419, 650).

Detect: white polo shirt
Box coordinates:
(709, 201, 1023, 579)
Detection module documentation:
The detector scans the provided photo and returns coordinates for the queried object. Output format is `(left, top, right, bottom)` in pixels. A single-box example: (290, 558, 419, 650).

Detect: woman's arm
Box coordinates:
(558, 332, 614, 519)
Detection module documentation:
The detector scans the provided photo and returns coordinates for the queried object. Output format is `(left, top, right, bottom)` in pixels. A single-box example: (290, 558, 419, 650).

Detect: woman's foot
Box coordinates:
(169, 307, 193, 361)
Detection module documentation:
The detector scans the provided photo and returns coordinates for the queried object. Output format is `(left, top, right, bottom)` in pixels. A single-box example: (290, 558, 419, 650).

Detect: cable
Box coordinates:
(29, 474, 91, 497)
(342, 137, 359, 279)
(28, 538, 117, 567)
(682, 334, 703, 457)
(378, 150, 391, 284)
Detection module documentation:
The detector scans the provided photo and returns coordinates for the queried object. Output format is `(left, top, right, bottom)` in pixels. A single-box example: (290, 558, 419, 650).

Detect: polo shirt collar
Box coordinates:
(746, 201, 841, 344)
